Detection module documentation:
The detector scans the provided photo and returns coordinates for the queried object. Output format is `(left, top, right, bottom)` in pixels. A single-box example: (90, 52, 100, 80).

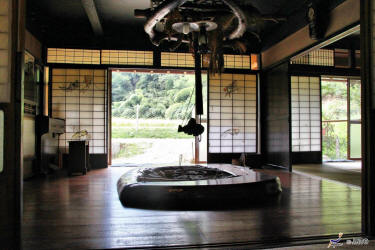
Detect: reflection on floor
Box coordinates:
(293, 161, 361, 187)
(23, 167, 361, 249)
(325, 161, 361, 172)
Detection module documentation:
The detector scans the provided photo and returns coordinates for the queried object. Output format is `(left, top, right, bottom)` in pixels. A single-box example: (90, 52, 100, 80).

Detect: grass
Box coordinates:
(115, 142, 152, 158)
(112, 118, 194, 139)
(112, 118, 183, 128)
(112, 127, 193, 139)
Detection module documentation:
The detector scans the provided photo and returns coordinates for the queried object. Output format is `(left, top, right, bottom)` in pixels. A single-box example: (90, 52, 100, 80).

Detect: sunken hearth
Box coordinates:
(117, 164, 282, 209)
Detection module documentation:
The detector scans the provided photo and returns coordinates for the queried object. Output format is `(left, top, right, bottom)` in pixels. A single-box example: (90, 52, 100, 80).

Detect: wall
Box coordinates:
(290, 75, 322, 164)
(25, 30, 42, 60)
(23, 30, 42, 179)
(0, 0, 24, 247)
(207, 73, 260, 167)
(23, 116, 35, 178)
(262, 62, 291, 170)
(51, 68, 108, 168)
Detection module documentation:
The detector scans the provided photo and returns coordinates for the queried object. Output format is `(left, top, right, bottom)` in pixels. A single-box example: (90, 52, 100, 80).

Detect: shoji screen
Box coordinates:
(52, 68, 107, 154)
(208, 73, 257, 153)
(291, 76, 321, 152)
(161, 52, 195, 68)
(0, 0, 11, 102)
(290, 49, 334, 66)
(47, 48, 101, 64)
(101, 50, 153, 66)
(224, 55, 251, 69)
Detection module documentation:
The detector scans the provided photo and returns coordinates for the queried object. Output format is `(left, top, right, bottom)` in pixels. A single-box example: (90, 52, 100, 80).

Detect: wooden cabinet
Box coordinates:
(68, 140, 90, 176)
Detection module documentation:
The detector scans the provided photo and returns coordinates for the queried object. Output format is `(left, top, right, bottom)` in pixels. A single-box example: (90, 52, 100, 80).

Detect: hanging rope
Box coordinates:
(181, 86, 195, 125)
(198, 114, 202, 142)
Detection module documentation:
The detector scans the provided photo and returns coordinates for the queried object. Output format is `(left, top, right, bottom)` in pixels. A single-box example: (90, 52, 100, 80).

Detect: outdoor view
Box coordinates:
(321, 78, 361, 161)
(111, 71, 207, 166)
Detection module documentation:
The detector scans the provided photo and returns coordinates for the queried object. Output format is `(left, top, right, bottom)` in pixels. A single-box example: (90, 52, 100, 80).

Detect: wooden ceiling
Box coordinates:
(26, 0, 347, 52)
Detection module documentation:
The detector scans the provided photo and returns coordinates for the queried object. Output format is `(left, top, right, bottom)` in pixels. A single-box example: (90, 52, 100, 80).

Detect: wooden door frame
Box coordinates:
(320, 76, 362, 160)
(107, 68, 207, 165)
(0, 0, 25, 248)
(361, 0, 375, 236)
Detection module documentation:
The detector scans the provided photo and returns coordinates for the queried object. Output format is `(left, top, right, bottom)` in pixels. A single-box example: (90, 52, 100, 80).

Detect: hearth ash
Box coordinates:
(137, 165, 236, 182)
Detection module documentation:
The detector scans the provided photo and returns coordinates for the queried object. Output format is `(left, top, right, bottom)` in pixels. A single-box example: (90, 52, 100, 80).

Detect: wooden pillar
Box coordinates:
(0, 0, 25, 248)
(361, 0, 375, 236)
(262, 62, 291, 171)
(193, 37, 203, 116)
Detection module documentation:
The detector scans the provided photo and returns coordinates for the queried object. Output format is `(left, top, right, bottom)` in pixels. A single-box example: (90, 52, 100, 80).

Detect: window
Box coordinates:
(0, 0, 11, 102)
(101, 50, 153, 66)
(251, 54, 259, 70)
(208, 73, 257, 153)
(51, 68, 107, 154)
(334, 49, 351, 68)
(224, 54, 251, 69)
(161, 52, 195, 68)
(290, 49, 334, 66)
(321, 77, 361, 160)
(355, 50, 360, 69)
(291, 76, 321, 152)
(47, 48, 101, 64)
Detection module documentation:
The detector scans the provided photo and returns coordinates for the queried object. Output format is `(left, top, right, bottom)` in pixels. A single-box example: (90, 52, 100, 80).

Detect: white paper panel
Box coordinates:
(209, 133, 221, 140)
(209, 73, 257, 153)
(311, 145, 321, 151)
(221, 140, 232, 146)
(52, 68, 107, 154)
(209, 126, 220, 133)
(0, 0, 10, 103)
(311, 132, 321, 138)
(209, 147, 220, 153)
(291, 75, 321, 152)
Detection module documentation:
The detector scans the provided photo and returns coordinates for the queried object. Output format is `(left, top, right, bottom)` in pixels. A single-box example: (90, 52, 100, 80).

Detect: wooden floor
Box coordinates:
(23, 167, 361, 249)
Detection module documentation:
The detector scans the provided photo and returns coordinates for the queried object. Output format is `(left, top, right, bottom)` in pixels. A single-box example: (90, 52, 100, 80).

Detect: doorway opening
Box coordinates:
(110, 69, 207, 166)
(321, 76, 361, 172)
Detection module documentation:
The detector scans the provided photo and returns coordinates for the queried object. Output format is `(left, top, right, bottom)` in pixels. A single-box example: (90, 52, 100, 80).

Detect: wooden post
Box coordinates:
(136, 104, 139, 132)
(0, 0, 25, 248)
(361, 0, 375, 237)
(194, 36, 203, 115)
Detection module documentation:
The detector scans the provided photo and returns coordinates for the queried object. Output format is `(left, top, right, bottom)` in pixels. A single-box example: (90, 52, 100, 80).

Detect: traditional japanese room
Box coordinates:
(2, 0, 375, 249)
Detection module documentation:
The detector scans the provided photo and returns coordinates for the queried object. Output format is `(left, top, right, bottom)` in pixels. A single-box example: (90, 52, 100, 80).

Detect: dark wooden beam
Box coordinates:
(81, 0, 103, 36)
(0, 0, 25, 248)
(289, 64, 361, 77)
(261, 0, 360, 69)
(361, 0, 375, 237)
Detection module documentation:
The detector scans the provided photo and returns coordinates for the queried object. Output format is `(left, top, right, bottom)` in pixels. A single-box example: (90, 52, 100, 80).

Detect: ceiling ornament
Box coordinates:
(135, 0, 286, 73)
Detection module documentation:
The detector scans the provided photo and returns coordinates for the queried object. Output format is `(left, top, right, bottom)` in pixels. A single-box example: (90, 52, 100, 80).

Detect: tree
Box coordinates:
(111, 72, 199, 120)
(174, 87, 194, 103)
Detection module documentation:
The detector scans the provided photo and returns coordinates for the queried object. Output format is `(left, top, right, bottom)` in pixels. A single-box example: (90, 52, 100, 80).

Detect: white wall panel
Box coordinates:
(291, 76, 321, 152)
(209, 73, 257, 153)
(52, 68, 107, 154)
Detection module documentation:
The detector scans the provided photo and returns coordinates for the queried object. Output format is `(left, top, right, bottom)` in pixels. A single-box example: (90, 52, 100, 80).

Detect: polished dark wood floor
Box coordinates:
(23, 167, 361, 249)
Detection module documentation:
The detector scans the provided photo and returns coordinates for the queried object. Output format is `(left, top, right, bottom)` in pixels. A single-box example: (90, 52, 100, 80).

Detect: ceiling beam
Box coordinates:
(261, 0, 360, 69)
(290, 25, 360, 61)
(81, 0, 103, 36)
